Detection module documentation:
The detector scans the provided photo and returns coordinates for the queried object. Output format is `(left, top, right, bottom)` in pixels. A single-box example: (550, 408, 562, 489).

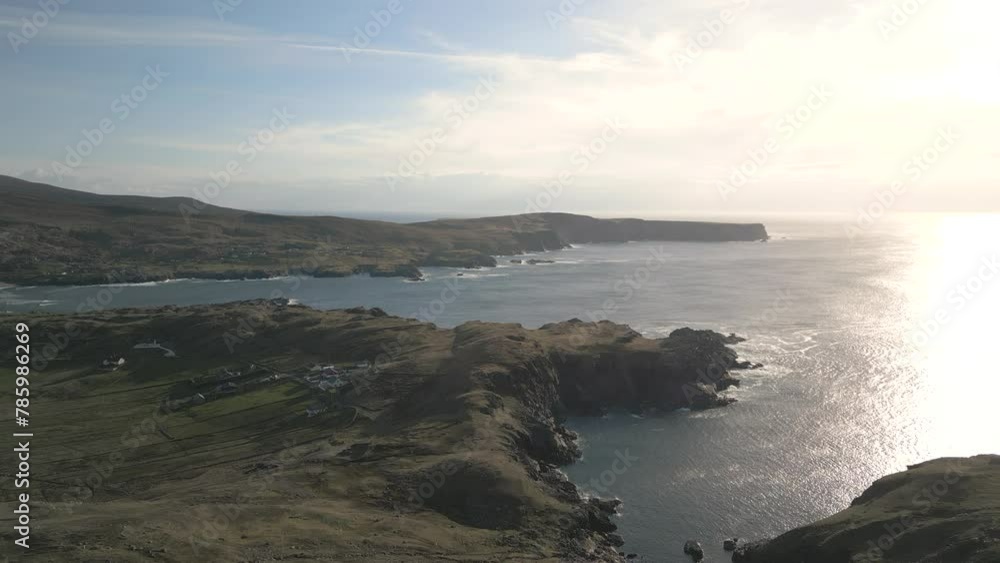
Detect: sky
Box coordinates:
(1, 0, 998, 216)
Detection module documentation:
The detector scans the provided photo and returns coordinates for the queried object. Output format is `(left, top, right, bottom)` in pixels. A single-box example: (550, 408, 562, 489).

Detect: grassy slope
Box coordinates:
(0, 302, 682, 562)
(0, 175, 768, 286)
(734, 456, 1000, 562)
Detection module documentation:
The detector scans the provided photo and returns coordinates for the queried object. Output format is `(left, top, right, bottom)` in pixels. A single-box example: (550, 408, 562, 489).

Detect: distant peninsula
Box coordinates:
(0, 175, 768, 286)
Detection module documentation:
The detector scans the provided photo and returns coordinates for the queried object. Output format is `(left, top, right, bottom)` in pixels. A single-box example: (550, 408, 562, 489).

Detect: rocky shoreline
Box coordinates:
(1, 300, 758, 561)
(3, 301, 995, 562)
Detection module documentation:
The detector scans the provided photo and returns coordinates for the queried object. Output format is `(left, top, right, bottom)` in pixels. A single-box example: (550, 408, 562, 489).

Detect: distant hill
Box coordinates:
(0, 175, 768, 286)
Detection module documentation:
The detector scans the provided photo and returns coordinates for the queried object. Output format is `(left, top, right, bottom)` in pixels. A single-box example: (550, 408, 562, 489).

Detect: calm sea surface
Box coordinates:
(3, 214, 999, 561)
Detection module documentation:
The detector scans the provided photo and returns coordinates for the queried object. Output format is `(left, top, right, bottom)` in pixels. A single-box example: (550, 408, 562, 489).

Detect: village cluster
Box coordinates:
(99, 340, 371, 417)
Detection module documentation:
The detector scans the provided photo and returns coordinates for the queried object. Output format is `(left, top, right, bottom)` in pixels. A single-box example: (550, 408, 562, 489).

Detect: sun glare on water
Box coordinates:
(906, 214, 1000, 457)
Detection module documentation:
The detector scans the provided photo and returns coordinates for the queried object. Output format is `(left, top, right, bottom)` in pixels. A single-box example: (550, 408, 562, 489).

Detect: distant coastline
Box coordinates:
(0, 175, 768, 287)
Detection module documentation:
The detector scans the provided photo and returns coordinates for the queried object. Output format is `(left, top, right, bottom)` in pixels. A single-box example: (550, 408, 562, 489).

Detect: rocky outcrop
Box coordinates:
(542, 324, 747, 416)
(732, 455, 1000, 563)
(10, 302, 760, 562)
(684, 539, 705, 561)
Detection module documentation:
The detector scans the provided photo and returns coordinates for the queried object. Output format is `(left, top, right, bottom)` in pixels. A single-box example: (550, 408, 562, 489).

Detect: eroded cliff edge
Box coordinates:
(0, 300, 756, 562)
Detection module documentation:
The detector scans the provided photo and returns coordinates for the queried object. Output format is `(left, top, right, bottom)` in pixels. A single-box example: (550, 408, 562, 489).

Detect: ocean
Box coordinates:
(3, 213, 998, 561)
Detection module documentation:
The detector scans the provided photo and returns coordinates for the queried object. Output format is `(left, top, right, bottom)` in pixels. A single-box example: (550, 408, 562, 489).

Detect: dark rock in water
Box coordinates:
(722, 332, 747, 344)
(626, 554, 638, 560)
(716, 376, 741, 391)
(527, 259, 555, 264)
(686, 383, 737, 410)
(683, 539, 704, 561)
(724, 537, 741, 551)
(510, 259, 523, 264)
(731, 539, 768, 561)
(606, 533, 625, 547)
(589, 497, 623, 515)
(456, 272, 464, 276)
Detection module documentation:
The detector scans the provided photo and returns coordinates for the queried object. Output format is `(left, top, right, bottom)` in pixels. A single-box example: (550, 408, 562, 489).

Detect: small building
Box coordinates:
(133, 340, 178, 358)
(101, 357, 126, 370)
(306, 404, 327, 417)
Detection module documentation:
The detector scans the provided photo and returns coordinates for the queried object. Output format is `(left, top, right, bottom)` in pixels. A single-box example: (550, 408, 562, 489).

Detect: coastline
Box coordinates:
(0, 175, 769, 289)
(2, 300, 756, 561)
(0, 236, 768, 288)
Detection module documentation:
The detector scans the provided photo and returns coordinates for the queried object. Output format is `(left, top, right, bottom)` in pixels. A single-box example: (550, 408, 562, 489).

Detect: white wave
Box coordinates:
(92, 277, 196, 288)
(0, 298, 55, 306)
(455, 272, 510, 279)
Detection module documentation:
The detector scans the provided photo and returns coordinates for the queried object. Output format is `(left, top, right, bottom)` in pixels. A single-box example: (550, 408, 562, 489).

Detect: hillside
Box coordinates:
(0, 301, 756, 562)
(733, 456, 1000, 562)
(0, 175, 769, 286)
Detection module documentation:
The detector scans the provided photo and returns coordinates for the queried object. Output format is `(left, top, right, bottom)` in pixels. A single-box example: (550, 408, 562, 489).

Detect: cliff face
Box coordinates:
(534, 212, 769, 243)
(2, 301, 755, 562)
(733, 455, 1000, 563)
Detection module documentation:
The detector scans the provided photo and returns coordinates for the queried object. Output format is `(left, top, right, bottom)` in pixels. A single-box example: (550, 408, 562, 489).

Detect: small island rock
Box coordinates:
(683, 540, 704, 561)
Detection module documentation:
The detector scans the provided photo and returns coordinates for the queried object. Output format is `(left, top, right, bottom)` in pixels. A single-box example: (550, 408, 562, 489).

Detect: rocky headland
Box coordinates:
(0, 300, 756, 562)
